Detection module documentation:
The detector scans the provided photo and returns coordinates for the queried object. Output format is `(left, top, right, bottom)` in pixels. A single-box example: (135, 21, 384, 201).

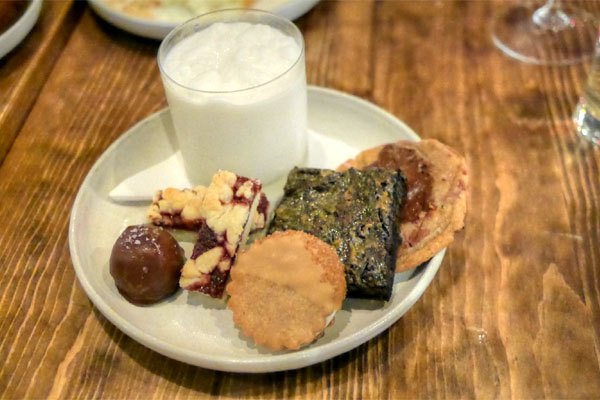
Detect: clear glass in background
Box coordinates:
(491, 0, 598, 66)
(158, 9, 307, 185)
(574, 36, 600, 145)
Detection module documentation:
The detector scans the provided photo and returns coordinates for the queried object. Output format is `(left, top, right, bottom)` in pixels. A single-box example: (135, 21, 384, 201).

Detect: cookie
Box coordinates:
(147, 171, 268, 298)
(226, 231, 346, 350)
(338, 139, 468, 272)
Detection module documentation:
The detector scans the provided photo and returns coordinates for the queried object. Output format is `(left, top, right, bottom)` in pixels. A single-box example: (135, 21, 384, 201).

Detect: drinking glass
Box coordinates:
(491, 0, 598, 66)
(573, 36, 600, 145)
(158, 9, 307, 185)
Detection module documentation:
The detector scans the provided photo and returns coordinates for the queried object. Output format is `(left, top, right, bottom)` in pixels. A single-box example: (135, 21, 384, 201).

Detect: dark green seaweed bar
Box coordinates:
(268, 167, 406, 300)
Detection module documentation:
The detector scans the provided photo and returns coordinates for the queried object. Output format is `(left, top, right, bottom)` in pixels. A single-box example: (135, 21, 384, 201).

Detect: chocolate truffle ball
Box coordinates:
(110, 224, 185, 305)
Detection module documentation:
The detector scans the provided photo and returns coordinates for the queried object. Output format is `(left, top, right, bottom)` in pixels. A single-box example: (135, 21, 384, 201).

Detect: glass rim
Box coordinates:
(157, 8, 305, 95)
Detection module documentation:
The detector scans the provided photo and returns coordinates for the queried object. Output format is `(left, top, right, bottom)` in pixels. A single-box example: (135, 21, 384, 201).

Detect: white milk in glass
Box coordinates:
(158, 11, 307, 185)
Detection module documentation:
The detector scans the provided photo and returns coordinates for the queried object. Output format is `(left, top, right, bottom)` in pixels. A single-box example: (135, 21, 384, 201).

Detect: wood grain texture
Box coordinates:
(0, 0, 83, 164)
(1, 1, 600, 399)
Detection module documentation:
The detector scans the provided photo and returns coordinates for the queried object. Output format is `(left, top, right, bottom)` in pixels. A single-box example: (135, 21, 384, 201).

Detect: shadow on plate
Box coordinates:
(185, 291, 227, 310)
(339, 262, 427, 312)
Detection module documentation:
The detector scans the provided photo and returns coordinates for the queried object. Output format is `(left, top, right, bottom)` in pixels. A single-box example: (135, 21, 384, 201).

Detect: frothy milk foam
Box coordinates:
(161, 21, 307, 185)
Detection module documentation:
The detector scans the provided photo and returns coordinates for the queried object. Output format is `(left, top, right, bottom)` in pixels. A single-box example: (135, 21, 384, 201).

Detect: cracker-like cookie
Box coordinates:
(338, 139, 468, 272)
(226, 231, 346, 350)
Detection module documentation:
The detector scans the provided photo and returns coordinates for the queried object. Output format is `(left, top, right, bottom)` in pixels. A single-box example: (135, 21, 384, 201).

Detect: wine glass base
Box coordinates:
(491, 4, 598, 66)
(574, 100, 600, 146)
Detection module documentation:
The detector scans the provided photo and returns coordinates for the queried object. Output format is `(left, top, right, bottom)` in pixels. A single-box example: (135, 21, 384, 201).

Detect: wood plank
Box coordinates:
(0, 1, 599, 398)
(0, 0, 83, 164)
(0, 6, 166, 399)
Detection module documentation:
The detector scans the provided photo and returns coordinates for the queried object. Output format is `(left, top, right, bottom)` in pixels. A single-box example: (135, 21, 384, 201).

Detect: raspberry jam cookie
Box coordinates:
(147, 171, 268, 298)
(227, 231, 346, 350)
(147, 178, 268, 233)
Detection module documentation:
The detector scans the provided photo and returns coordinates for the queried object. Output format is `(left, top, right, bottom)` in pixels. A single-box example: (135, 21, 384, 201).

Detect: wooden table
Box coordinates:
(2, 1, 600, 398)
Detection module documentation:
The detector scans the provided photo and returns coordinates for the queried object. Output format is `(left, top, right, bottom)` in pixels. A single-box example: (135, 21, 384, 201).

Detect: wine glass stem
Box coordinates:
(533, 0, 571, 31)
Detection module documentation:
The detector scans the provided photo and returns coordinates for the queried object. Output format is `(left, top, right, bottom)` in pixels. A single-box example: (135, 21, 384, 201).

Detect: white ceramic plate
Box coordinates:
(0, 0, 42, 59)
(88, 0, 321, 39)
(69, 86, 444, 373)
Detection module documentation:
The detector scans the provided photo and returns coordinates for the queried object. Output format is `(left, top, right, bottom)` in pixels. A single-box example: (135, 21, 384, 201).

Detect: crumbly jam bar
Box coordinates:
(268, 167, 406, 300)
(148, 187, 268, 232)
(147, 171, 267, 298)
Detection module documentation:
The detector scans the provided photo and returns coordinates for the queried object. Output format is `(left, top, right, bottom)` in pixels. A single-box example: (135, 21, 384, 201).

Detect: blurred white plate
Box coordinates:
(88, 0, 321, 39)
(69, 86, 444, 373)
(0, 0, 42, 59)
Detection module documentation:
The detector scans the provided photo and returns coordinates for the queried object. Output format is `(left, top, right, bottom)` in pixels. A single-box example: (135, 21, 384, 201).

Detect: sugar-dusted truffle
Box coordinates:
(110, 224, 185, 305)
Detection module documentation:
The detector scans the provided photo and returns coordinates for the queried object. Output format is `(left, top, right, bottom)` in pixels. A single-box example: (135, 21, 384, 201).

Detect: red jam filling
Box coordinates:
(191, 221, 221, 259)
(230, 176, 261, 207)
(187, 223, 234, 298)
(367, 144, 435, 223)
(257, 193, 269, 218)
(185, 268, 229, 298)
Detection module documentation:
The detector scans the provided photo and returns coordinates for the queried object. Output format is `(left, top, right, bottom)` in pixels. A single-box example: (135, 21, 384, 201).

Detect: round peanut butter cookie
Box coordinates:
(338, 139, 468, 272)
(226, 230, 346, 351)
